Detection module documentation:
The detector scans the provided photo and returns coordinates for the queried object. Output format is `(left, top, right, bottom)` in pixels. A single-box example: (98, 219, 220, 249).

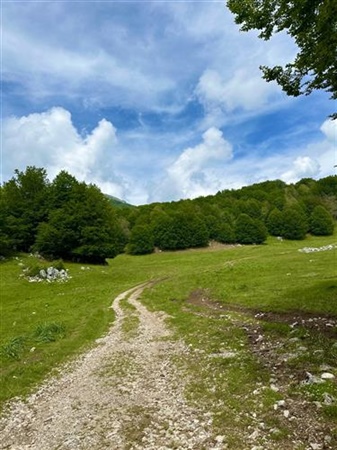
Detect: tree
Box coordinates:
(240, 199, 262, 219)
(127, 225, 154, 255)
(34, 175, 126, 263)
(49, 170, 79, 209)
(152, 211, 209, 251)
(216, 223, 236, 244)
(0, 187, 13, 255)
(310, 205, 335, 235)
(235, 214, 267, 244)
(227, 0, 337, 117)
(1, 167, 49, 251)
(267, 208, 284, 236)
(281, 206, 308, 240)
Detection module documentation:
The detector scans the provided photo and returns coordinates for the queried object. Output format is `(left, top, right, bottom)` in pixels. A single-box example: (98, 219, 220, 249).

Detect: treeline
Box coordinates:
(1, 167, 336, 261)
(119, 177, 336, 254)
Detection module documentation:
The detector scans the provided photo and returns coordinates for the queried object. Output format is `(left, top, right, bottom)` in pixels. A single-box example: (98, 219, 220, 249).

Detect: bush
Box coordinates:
(235, 214, 267, 244)
(282, 206, 308, 240)
(127, 225, 154, 255)
(310, 206, 335, 236)
(216, 223, 236, 244)
(153, 212, 209, 251)
(25, 259, 65, 277)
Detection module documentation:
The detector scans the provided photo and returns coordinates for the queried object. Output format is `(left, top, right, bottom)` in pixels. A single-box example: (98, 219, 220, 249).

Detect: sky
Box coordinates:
(2, 0, 336, 205)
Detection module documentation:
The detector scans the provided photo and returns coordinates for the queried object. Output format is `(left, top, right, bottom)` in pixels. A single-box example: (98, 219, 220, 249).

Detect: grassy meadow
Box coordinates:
(1, 231, 337, 439)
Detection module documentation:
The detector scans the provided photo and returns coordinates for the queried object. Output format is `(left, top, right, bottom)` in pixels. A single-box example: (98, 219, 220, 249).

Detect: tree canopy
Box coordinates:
(227, 0, 337, 117)
(1, 167, 127, 263)
(1, 167, 336, 259)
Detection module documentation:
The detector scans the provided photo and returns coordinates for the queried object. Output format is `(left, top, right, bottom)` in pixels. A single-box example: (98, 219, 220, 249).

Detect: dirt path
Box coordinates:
(0, 284, 222, 450)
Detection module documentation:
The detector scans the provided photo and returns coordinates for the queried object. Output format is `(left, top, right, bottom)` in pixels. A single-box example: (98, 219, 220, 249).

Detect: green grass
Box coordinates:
(0, 336, 27, 360)
(1, 231, 336, 425)
(33, 322, 65, 343)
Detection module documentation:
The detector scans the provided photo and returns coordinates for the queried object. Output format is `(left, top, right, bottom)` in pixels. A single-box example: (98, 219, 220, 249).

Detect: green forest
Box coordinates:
(1, 166, 336, 262)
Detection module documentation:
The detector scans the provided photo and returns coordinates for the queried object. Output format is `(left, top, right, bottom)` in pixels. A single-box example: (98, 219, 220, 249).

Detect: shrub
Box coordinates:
(153, 212, 209, 251)
(127, 225, 154, 255)
(216, 223, 236, 244)
(281, 206, 308, 240)
(25, 259, 65, 277)
(235, 214, 267, 244)
(310, 206, 335, 236)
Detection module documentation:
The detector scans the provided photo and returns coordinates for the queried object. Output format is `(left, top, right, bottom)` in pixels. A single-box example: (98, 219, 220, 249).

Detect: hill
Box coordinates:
(1, 167, 336, 260)
(105, 194, 134, 209)
(117, 175, 337, 254)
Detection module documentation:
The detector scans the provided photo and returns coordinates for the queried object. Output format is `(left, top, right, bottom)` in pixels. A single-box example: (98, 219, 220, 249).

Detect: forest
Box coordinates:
(1, 166, 336, 262)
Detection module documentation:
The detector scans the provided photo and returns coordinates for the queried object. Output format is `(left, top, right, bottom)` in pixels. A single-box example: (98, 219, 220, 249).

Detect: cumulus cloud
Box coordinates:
(281, 156, 321, 183)
(276, 118, 336, 185)
(3, 108, 335, 205)
(2, 107, 128, 198)
(166, 127, 233, 199)
(252, 118, 335, 185)
(162, 118, 335, 202)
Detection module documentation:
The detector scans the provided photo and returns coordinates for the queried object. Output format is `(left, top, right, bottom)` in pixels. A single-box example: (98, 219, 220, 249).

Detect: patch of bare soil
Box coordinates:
(186, 289, 337, 338)
(186, 289, 337, 449)
(0, 285, 223, 450)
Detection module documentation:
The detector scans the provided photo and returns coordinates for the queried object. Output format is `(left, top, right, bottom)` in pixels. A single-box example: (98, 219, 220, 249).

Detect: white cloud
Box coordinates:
(3, 1, 297, 118)
(2, 109, 335, 205)
(162, 118, 336, 201)
(166, 127, 233, 199)
(3, 107, 126, 197)
(306, 119, 337, 176)
(281, 156, 321, 183)
(275, 118, 336, 185)
(320, 118, 337, 143)
(195, 67, 283, 129)
(232, 119, 335, 187)
(196, 68, 276, 113)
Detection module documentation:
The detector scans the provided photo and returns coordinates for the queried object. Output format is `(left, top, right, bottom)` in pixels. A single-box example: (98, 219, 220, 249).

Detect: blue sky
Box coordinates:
(2, 1, 336, 205)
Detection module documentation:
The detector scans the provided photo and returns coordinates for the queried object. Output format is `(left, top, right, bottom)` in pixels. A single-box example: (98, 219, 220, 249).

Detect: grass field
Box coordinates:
(1, 231, 336, 433)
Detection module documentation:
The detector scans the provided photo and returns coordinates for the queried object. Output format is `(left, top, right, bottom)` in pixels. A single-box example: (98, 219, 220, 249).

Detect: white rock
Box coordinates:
(321, 372, 335, 380)
(274, 400, 285, 409)
(270, 384, 279, 392)
(249, 429, 259, 440)
(323, 393, 335, 405)
(310, 443, 322, 450)
(324, 435, 332, 444)
(39, 269, 47, 278)
(303, 372, 324, 384)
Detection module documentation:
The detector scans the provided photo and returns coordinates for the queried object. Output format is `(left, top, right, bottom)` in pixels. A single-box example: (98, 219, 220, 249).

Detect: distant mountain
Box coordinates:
(105, 194, 134, 209)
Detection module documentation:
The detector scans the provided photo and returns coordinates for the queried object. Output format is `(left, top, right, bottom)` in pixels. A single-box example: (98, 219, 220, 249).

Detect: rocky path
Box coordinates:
(0, 284, 222, 450)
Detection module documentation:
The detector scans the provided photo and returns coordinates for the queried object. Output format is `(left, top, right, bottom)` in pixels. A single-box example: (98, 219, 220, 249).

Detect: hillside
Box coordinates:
(1, 233, 336, 448)
(105, 194, 134, 209)
(118, 175, 337, 254)
(1, 167, 336, 261)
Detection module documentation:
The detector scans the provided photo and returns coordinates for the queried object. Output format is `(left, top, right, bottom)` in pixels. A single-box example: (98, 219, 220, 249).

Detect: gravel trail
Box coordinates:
(0, 284, 221, 450)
